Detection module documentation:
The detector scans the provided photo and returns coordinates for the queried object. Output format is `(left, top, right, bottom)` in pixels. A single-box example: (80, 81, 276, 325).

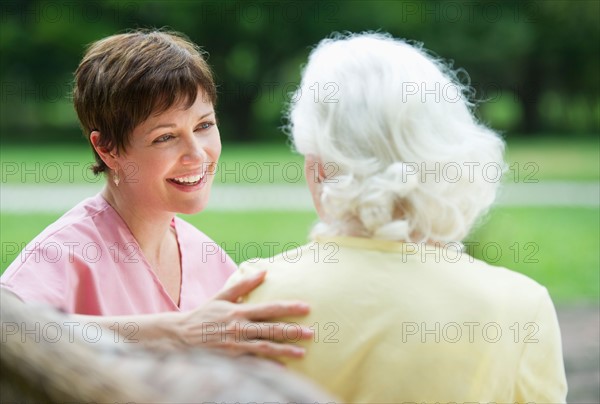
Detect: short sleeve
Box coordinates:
(0, 241, 71, 310)
(514, 288, 568, 403)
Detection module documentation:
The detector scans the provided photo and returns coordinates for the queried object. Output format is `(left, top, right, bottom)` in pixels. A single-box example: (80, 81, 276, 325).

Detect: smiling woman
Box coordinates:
(0, 29, 313, 358)
(93, 88, 222, 305)
(90, 90, 220, 305)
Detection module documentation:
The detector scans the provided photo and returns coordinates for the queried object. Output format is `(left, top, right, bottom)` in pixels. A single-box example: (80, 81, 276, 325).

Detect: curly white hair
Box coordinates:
(286, 32, 506, 244)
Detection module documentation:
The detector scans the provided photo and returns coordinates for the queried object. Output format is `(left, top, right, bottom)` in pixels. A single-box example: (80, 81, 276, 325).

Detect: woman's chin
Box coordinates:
(176, 199, 209, 215)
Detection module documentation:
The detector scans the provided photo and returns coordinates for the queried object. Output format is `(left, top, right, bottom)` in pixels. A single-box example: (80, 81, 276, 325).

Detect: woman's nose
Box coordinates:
(180, 136, 205, 165)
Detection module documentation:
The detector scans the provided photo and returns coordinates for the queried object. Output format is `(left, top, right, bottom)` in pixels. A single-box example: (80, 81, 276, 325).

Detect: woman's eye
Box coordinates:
(197, 122, 215, 131)
(154, 134, 174, 143)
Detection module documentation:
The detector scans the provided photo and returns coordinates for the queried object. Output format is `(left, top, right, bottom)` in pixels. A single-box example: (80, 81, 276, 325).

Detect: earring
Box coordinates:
(113, 169, 120, 187)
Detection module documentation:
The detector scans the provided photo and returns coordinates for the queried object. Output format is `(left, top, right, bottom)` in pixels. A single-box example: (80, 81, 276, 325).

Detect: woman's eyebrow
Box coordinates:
(148, 123, 176, 133)
(148, 112, 215, 133)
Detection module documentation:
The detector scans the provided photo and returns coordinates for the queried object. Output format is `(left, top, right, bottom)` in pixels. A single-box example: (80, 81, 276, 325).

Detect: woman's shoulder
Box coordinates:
(239, 241, 318, 268)
(16, 193, 114, 248)
(0, 194, 117, 308)
(240, 238, 552, 307)
(1, 192, 130, 281)
(458, 253, 549, 298)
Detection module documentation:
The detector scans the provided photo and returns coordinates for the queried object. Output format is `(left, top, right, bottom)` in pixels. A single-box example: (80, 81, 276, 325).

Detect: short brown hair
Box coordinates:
(73, 29, 217, 174)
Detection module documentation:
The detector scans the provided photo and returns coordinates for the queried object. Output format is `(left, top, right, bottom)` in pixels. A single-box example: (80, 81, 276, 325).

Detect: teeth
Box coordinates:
(172, 174, 202, 184)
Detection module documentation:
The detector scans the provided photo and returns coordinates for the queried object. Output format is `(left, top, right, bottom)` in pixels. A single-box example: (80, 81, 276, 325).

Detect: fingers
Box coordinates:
(195, 320, 310, 358)
(195, 320, 313, 342)
(213, 270, 266, 302)
(240, 322, 314, 341)
(240, 301, 310, 321)
(233, 340, 306, 359)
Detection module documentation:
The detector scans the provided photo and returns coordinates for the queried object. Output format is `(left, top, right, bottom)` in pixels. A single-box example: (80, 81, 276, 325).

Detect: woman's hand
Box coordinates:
(172, 270, 313, 358)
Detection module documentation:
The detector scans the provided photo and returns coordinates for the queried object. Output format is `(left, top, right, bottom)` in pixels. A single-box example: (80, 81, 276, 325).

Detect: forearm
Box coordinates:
(71, 311, 185, 351)
(66, 270, 313, 358)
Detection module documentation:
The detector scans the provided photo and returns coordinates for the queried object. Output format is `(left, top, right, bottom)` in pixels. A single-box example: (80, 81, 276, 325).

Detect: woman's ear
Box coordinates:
(304, 155, 326, 219)
(89, 131, 118, 169)
(305, 154, 326, 184)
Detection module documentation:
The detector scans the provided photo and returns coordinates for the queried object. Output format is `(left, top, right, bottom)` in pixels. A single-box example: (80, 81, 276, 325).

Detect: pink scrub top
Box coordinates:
(1, 194, 237, 315)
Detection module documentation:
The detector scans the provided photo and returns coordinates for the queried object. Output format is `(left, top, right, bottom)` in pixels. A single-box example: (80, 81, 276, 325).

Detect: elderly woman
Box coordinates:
(0, 30, 312, 357)
(233, 33, 568, 402)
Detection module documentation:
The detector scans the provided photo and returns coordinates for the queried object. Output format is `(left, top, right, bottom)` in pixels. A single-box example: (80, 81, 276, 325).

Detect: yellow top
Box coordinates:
(233, 236, 567, 403)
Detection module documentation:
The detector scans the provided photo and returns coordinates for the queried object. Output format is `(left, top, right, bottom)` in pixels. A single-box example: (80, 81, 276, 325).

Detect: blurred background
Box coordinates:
(0, 0, 599, 140)
(1, 0, 598, 402)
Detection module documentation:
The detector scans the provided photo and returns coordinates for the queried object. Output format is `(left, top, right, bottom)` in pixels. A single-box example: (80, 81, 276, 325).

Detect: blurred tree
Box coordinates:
(0, 0, 598, 143)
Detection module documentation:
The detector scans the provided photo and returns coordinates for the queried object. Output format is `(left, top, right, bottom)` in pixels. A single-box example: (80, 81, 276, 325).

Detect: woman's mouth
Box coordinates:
(168, 174, 203, 186)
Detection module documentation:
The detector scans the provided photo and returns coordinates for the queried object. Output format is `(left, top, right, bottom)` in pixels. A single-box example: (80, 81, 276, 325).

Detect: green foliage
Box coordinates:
(1, 0, 598, 143)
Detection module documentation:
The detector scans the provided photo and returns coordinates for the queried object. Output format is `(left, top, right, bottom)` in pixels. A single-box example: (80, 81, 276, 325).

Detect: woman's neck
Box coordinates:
(101, 187, 175, 261)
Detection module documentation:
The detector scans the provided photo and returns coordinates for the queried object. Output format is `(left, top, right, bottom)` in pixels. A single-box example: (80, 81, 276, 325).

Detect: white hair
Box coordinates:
(286, 32, 506, 244)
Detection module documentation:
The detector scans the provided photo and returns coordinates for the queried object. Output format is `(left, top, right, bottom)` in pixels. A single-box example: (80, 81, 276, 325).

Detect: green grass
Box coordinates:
(503, 137, 599, 182)
(2, 207, 597, 303)
(467, 207, 599, 303)
(1, 137, 598, 184)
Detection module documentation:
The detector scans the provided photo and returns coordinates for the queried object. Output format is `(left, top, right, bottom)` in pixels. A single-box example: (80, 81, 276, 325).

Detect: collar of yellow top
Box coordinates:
(313, 235, 460, 255)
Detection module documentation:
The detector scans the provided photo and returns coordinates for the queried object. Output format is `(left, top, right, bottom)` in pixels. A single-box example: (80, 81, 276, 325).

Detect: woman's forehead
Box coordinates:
(138, 93, 215, 130)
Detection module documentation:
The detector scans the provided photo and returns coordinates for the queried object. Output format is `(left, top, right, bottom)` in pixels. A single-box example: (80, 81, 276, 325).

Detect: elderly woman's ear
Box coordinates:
(304, 155, 326, 219)
(304, 154, 327, 183)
